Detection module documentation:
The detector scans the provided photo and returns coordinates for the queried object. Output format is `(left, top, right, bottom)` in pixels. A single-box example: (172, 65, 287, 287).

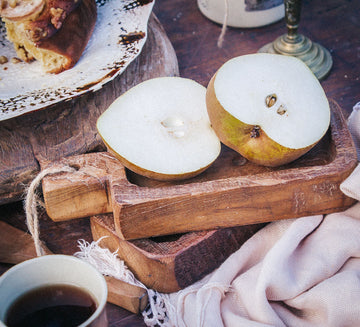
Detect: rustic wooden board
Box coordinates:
(41, 99, 357, 240)
(90, 214, 264, 293)
(0, 13, 179, 205)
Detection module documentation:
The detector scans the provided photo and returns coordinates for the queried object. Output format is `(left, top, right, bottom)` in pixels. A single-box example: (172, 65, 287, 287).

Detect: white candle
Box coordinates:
(198, 0, 284, 28)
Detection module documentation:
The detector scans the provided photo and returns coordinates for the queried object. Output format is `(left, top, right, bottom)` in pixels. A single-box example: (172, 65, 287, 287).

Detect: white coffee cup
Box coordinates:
(0, 254, 108, 327)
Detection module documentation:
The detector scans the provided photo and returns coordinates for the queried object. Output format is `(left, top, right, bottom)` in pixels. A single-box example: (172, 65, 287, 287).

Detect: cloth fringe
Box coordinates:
(74, 239, 177, 327)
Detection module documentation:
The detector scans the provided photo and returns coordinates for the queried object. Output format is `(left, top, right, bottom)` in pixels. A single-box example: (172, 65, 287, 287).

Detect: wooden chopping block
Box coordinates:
(90, 214, 265, 293)
(41, 99, 357, 240)
(0, 221, 148, 314)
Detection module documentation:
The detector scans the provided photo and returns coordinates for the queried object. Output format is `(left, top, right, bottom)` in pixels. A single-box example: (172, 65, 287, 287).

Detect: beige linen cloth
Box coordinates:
(160, 102, 360, 327)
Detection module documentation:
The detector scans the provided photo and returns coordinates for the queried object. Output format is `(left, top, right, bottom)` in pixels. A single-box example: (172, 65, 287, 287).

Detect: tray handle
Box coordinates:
(42, 152, 123, 221)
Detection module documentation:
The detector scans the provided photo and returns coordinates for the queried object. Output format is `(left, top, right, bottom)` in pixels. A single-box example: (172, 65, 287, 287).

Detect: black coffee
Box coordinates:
(5, 284, 97, 327)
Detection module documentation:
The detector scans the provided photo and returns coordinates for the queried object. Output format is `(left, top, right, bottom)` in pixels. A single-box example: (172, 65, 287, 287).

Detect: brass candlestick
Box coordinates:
(258, 0, 332, 80)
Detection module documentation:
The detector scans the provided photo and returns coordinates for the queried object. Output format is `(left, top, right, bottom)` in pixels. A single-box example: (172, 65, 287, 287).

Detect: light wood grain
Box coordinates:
(105, 276, 148, 314)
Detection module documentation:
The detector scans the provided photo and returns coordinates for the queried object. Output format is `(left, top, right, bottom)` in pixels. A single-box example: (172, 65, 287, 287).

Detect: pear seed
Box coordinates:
(265, 94, 277, 108)
(172, 130, 185, 138)
(161, 116, 186, 138)
(161, 116, 184, 128)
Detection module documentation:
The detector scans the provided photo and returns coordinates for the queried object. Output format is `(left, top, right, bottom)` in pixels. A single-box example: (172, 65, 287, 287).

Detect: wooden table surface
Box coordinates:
(1, 0, 359, 325)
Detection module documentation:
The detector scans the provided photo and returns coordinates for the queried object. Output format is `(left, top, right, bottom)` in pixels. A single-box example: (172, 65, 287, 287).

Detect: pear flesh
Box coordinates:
(97, 77, 221, 181)
(206, 53, 331, 167)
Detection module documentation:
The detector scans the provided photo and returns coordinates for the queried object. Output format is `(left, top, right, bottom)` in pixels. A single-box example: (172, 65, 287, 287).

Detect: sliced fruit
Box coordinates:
(206, 53, 331, 167)
(97, 77, 221, 181)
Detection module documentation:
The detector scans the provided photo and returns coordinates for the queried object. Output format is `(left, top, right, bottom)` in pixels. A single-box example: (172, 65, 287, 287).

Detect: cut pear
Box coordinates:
(97, 77, 221, 181)
(206, 53, 331, 167)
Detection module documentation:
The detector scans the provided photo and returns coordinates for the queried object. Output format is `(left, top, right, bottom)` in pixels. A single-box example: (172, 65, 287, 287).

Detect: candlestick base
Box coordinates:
(258, 33, 333, 80)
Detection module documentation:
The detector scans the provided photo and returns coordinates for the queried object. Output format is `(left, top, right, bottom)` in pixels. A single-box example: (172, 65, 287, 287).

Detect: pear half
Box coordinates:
(97, 77, 221, 181)
(206, 53, 331, 167)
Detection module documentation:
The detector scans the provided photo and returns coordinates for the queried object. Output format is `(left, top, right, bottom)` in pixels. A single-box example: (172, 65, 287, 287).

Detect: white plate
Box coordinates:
(0, 0, 154, 121)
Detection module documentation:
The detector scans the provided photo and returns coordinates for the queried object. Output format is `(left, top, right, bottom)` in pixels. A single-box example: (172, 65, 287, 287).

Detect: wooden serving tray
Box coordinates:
(42, 99, 357, 240)
(90, 214, 264, 293)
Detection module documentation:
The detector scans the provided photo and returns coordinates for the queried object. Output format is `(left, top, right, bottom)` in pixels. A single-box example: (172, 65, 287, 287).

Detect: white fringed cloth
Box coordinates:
(77, 102, 360, 327)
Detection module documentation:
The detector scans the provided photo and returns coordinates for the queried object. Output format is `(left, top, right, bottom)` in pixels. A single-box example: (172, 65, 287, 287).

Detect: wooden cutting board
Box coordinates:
(0, 13, 179, 205)
(41, 99, 357, 240)
(90, 214, 264, 293)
